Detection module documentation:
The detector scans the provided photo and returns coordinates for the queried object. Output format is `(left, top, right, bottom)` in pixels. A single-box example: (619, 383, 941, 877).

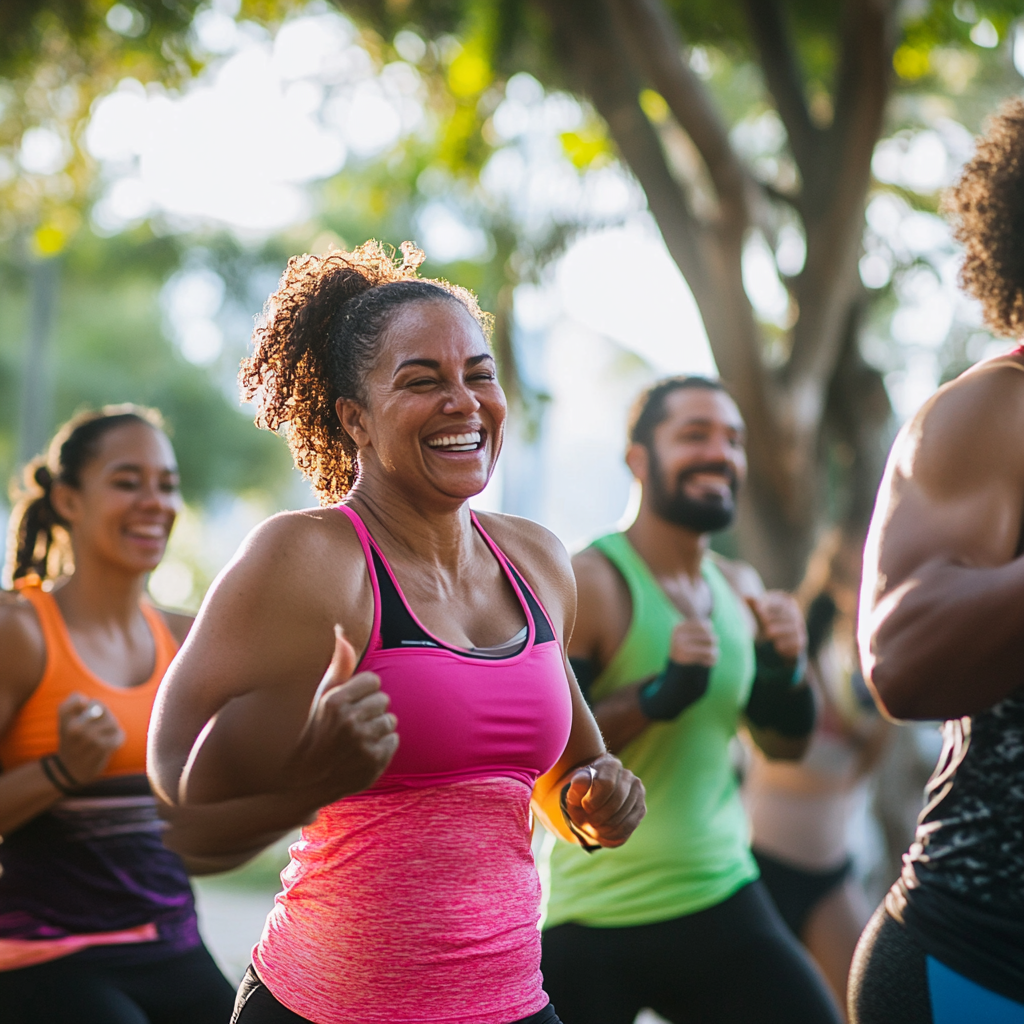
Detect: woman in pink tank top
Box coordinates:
(148, 241, 646, 1024)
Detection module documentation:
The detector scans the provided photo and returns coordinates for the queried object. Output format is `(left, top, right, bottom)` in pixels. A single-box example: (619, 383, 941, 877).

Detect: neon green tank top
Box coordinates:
(541, 531, 758, 928)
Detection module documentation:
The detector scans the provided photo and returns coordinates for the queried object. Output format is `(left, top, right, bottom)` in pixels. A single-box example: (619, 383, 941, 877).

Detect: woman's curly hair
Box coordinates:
(944, 98, 1024, 339)
(239, 240, 493, 504)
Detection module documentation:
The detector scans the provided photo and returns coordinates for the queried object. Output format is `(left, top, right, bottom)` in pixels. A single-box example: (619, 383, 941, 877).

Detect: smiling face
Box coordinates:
(337, 298, 506, 506)
(51, 421, 182, 575)
(630, 386, 747, 533)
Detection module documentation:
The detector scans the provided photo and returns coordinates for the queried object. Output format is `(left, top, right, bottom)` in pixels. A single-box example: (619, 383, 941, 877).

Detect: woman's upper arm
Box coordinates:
(148, 511, 368, 805)
(0, 596, 46, 738)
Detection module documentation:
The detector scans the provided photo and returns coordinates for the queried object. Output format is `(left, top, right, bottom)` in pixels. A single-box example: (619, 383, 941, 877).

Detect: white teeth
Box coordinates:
(128, 525, 165, 538)
(426, 430, 482, 450)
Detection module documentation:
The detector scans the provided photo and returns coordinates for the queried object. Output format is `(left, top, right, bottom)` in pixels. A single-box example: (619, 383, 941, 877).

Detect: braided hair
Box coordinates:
(5, 405, 164, 585)
(239, 240, 493, 503)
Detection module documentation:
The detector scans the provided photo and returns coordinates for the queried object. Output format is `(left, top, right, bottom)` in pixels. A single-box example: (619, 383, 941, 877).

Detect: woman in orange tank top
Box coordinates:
(0, 406, 234, 1024)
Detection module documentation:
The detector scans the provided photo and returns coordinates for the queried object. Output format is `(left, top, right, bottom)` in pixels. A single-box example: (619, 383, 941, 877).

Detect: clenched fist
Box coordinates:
(669, 618, 718, 667)
(746, 592, 806, 662)
(278, 626, 399, 811)
(562, 753, 646, 849)
(56, 693, 125, 786)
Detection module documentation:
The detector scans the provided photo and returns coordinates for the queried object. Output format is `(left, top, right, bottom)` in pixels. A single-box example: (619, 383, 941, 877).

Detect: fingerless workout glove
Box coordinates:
(638, 661, 711, 721)
(744, 642, 815, 738)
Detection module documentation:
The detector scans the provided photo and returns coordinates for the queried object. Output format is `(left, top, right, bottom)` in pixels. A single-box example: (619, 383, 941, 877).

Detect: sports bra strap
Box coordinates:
(335, 504, 556, 658)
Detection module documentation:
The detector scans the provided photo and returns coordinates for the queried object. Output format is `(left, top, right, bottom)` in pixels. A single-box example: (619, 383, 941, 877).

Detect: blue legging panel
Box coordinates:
(928, 958, 1024, 1024)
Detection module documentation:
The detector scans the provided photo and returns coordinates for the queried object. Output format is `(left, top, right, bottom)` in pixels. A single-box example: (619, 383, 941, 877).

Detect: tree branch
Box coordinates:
(534, 0, 709, 292)
(785, 0, 894, 405)
(534, 0, 786, 500)
(608, 0, 751, 235)
(743, 0, 821, 181)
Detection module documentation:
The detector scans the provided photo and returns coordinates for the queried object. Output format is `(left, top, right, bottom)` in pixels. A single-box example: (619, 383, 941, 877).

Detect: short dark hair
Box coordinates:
(627, 376, 728, 449)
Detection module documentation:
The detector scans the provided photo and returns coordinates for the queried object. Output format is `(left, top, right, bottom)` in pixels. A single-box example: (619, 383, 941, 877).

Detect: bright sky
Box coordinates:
(86, 7, 417, 233)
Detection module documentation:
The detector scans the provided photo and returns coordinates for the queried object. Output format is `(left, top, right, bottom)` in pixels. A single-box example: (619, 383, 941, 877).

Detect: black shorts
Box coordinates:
(541, 880, 842, 1024)
(753, 848, 853, 937)
(230, 965, 562, 1024)
(0, 943, 236, 1024)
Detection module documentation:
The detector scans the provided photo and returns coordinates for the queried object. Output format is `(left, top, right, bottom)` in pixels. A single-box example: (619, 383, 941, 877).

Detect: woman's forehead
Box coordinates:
(90, 422, 176, 469)
(380, 299, 485, 360)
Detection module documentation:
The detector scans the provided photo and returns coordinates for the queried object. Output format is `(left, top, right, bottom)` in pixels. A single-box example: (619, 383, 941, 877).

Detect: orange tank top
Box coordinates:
(0, 584, 179, 776)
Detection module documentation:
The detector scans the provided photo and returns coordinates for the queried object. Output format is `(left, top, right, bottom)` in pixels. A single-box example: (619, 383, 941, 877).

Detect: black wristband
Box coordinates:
(753, 641, 807, 688)
(41, 755, 77, 795)
(50, 753, 80, 789)
(559, 780, 601, 853)
(745, 642, 815, 738)
(638, 661, 710, 721)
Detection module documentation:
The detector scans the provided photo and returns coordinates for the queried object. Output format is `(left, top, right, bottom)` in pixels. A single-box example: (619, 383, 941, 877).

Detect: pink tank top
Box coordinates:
(253, 506, 573, 1024)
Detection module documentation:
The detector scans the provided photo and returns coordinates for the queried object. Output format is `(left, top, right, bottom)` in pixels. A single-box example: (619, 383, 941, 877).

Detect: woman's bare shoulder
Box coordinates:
(474, 512, 575, 632)
(187, 505, 373, 660)
(0, 591, 46, 705)
(475, 512, 572, 583)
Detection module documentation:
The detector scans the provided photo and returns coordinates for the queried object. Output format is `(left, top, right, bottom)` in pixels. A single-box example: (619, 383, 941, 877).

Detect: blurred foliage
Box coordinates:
(0, 230, 292, 504)
(2, 0, 1023, 519)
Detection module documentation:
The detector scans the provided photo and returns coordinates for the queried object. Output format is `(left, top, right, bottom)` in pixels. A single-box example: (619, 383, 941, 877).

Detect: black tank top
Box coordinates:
(889, 687, 1024, 1001)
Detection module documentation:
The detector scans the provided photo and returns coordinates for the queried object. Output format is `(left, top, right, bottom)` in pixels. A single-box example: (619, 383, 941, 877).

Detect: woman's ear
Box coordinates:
(48, 481, 80, 525)
(336, 398, 370, 448)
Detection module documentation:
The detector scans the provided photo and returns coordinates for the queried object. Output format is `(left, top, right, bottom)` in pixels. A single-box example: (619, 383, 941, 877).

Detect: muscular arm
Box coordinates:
(860, 360, 1024, 721)
(148, 511, 389, 872)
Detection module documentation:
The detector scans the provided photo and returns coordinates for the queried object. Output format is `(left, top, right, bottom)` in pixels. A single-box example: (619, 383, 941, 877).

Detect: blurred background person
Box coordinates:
(0, 407, 236, 1023)
(542, 376, 840, 1024)
(743, 531, 892, 1016)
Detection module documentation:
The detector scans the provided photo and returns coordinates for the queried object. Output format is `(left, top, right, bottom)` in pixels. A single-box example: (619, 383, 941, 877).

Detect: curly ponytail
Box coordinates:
(5, 404, 164, 586)
(239, 240, 493, 503)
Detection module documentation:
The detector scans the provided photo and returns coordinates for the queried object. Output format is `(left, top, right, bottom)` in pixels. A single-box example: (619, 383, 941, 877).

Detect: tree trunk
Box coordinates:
(536, 0, 897, 588)
(17, 255, 59, 465)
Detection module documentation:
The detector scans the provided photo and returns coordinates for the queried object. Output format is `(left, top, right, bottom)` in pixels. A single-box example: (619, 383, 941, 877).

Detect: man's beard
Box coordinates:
(648, 449, 738, 534)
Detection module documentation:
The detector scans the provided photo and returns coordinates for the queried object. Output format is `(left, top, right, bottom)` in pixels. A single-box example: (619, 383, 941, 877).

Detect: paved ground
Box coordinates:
(194, 878, 277, 985)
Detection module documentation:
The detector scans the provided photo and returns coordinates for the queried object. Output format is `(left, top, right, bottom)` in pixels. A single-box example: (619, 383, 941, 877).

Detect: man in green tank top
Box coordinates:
(541, 377, 841, 1024)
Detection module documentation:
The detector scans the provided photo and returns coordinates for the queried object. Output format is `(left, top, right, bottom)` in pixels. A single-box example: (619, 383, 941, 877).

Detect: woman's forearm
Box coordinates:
(0, 760, 63, 836)
(866, 556, 1024, 720)
(158, 788, 314, 861)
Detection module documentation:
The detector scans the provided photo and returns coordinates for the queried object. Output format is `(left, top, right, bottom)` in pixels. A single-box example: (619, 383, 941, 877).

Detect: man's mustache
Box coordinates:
(674, 462, 739, 493)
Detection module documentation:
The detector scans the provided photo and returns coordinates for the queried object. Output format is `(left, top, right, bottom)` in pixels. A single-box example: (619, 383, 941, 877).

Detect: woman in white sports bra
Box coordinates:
(744, 534, 891, 1015)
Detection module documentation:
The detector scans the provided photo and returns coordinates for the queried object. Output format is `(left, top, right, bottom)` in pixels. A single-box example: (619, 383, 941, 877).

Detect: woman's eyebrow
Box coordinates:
(393, 353, 494, 375)
(106, 462, 179, 474)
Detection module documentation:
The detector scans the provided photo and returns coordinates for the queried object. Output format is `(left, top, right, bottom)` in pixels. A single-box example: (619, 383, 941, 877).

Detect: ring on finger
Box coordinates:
(85, 702, 104, 720)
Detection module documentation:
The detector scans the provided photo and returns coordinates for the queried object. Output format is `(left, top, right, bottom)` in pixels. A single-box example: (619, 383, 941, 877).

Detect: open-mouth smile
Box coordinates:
(425, 430, 485, 453)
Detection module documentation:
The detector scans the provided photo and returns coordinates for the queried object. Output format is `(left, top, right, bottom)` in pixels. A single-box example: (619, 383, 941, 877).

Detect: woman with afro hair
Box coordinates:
(852, 100, 1024, 1022)
(148, 241, 645, 1024)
